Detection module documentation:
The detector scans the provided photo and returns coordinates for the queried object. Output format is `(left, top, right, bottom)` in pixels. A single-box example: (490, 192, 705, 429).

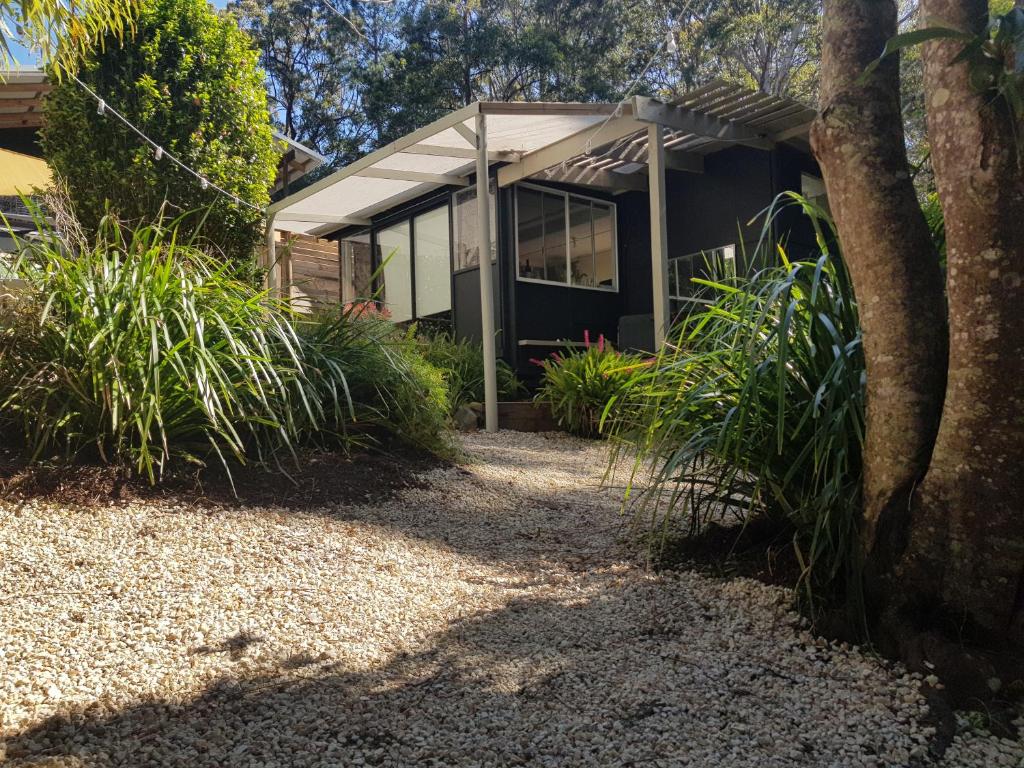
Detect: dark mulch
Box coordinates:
(0, 442, 447, 510)
(658, 516, 803, 589)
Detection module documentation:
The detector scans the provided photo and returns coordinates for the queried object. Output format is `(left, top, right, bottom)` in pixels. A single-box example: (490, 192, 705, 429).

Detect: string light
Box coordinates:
(571, 0, 697, 171)
(72, 75, 263, 212)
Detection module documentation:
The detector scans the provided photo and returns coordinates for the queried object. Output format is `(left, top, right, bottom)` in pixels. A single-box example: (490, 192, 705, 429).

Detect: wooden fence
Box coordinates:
(275, 232, 341, 310)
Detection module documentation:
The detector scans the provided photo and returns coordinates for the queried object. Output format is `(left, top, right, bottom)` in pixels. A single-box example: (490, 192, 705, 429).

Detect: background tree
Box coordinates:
(227, 0, 368, 165)
(812, 0, 1023, 696)
(41, 0, 278, 267)
(232, 0, 825, 162)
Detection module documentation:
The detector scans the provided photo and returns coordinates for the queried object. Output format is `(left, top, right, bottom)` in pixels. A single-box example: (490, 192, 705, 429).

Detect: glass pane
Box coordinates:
(667, 257, 679, 298)
(675, 254, 697, 298)
(542, 192, 566, 283)
(592, 202, 615, 288)
(569, 199, 594, 287)
(517, 187, 545, 280)
(453, 181, 496, 271)
(377, 222, 413, 322)
(339, 231, 373, 304)
(414, 206, 452, 317)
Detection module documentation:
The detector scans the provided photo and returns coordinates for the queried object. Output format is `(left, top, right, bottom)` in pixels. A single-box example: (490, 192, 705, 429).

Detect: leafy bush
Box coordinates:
(534, 332, 645, 438)
(610, 195, 865, 610)
(417, 330, 522, 413)
(303, 315, 454, 455)
(40, 0, 277, 268)
(0, 205, 453, 483)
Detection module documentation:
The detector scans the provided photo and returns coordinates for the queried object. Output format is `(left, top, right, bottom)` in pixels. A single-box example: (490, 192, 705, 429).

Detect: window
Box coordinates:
(668, 244, 736, 318)
(377, 221, 413, 322)
(570, 198, 615, 288)
(515, 184, 617, 291)
(413, 206, 452, 317)
(453, 180, 496, 271)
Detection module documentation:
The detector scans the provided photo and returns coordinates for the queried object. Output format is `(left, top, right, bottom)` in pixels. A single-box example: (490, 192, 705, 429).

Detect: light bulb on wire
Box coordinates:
(154, 146, 163, 161)
(666, 31, 678, 55)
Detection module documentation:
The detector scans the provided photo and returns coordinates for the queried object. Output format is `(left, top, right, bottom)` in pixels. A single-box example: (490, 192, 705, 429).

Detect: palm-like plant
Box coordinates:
(610, 195, 865, 612)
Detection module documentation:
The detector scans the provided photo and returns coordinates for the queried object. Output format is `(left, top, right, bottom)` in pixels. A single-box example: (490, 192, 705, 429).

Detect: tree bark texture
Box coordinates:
(904, 0, 1024, 644)
(810, 0, 948, 571)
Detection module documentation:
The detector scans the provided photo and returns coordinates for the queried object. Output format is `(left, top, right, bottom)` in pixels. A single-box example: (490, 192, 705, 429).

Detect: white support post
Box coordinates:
(265, 213, 279, 295)
(648, 123, 670, 348)
(476, 112, 499, 433)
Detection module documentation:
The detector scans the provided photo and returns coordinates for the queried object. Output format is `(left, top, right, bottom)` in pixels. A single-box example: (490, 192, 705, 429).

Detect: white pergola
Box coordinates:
(267, 80, 815, 432)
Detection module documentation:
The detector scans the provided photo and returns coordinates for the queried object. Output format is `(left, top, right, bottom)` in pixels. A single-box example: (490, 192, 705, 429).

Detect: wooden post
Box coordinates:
(476, 111, 499, 433)
(648, 123, 670, 348)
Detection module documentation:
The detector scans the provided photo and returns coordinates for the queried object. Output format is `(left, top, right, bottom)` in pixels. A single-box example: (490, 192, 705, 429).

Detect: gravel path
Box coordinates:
(1, 431, 1021, 767)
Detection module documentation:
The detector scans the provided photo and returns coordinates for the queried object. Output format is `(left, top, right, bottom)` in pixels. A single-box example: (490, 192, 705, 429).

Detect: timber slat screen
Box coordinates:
(276, 232, 341, 309)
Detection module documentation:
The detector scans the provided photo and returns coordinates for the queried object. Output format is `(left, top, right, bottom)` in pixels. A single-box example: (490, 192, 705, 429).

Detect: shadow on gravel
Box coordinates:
(4, 573, 926, 768)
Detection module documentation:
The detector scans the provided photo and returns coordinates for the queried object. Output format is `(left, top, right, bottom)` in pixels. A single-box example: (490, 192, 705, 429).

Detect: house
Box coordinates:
(263, 81, 823, 431)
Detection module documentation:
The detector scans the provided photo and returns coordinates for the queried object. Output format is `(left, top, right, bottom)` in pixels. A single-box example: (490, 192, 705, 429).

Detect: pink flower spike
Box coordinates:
(583, 329, 591, 348)
(597, 334, 605, 352)
(552, 351, 563, 362)
(529, 358, 545, 367)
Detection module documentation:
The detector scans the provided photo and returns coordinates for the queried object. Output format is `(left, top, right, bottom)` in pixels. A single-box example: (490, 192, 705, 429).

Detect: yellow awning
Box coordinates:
(0, 147, 52, 195)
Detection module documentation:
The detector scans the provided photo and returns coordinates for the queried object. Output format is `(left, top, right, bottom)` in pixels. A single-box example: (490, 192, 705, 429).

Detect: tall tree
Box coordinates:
(42, 0, 278, 267)
(228, 0, 367, 164)
(811, 0, 1023, 695)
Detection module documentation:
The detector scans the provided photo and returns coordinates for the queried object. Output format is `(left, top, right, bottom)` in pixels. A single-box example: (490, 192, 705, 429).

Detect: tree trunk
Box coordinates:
(810, 0, 948, 574)
(899, 0, 1024, 648)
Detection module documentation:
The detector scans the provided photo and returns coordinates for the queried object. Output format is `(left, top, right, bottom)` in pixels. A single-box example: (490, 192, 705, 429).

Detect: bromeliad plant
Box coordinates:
(534, 331, 646, 438)
(610, 194, 866, 612)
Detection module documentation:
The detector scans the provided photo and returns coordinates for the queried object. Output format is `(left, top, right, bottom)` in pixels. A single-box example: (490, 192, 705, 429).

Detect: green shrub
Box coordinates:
(417, 330, 522, 413)
(303, 315, 455, 456)
(610, 195, 865, 611)
(40, 0, 277, 269)
(534, 332, 646, 438)
(0, 205, 453, 483)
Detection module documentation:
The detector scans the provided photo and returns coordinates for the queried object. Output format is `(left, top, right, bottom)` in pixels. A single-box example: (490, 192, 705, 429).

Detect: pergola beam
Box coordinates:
(453, 122, 478, 148)
(632, 96, 775, 151)
(496, 115, 644, 188)
(400, 144, 520, 162)
(274, 213, 372, 226)
(354, 167, 470, 186)
(541, 166, 648, 192)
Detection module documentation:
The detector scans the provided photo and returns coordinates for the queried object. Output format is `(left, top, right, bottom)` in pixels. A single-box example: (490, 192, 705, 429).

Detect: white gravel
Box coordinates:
(0, 430, 1021, 767)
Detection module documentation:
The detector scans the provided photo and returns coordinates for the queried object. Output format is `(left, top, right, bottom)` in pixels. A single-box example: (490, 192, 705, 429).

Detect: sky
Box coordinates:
(5, 0, 231, 69)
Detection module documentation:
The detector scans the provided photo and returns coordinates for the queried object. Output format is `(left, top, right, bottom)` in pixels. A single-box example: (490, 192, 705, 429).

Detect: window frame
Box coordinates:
(513, 182, 619, 293)
(451, 180, 497, 275)
(668, 243, 737, 317)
